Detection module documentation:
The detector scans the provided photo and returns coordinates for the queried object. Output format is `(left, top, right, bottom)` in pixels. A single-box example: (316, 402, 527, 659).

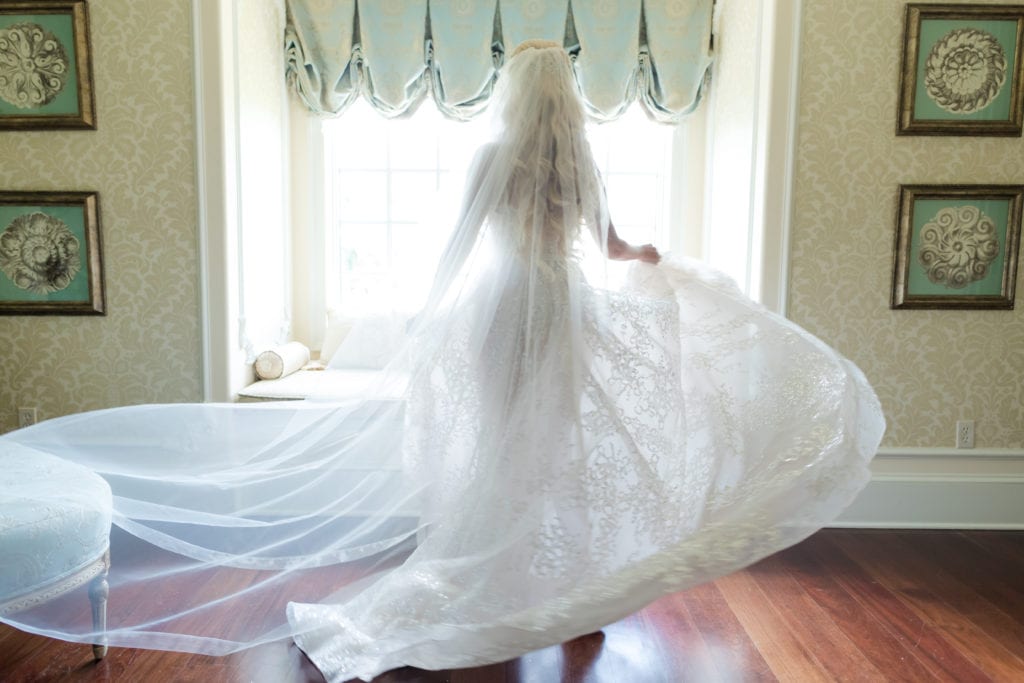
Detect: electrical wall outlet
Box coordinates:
(17, 407, 38, 428)
(956, 420, 974, 449)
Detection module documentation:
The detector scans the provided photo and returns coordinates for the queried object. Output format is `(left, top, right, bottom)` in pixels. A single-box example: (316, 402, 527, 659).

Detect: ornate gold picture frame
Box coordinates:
(0, 191, 105, 315)
(897, 4, 1024, 136)
(0, 1, 96, 130)
(892, 184, 1023, 309)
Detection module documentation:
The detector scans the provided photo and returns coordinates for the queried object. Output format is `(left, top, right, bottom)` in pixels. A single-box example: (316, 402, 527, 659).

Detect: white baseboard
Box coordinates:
(832, 447, 1024, 529)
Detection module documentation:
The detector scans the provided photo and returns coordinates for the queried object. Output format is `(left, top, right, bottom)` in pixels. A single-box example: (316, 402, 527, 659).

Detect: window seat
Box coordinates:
(237, 368, 406, 402)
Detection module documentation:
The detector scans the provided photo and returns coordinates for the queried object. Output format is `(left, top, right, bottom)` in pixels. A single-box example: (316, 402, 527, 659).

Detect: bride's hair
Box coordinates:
(510, 38, 561, 57)
(491, 41, 605, 261)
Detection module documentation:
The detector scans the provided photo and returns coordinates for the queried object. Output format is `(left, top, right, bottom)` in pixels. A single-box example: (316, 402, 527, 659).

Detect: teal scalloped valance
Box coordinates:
(284, 0, 714, 123)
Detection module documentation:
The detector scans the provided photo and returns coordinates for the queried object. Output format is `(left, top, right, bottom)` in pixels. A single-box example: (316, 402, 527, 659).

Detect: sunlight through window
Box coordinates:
(322, 100, 676, 315)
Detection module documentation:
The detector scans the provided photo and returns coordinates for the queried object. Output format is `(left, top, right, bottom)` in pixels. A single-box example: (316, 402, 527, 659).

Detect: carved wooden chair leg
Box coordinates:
(88, 551, 110, 660)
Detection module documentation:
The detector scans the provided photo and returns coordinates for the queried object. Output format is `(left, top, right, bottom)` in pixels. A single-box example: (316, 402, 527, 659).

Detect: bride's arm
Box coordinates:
(588, 167, 660, 264)
(606, 220, 661, 264)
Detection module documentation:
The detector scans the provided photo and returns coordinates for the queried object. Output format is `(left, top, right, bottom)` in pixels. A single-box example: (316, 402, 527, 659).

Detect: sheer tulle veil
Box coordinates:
(0, 42, 884, 681)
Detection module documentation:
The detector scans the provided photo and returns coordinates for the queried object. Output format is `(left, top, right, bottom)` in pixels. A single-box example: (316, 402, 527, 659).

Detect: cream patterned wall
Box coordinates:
(790, 0, 1024, 448)
(0, 0, 201, 432)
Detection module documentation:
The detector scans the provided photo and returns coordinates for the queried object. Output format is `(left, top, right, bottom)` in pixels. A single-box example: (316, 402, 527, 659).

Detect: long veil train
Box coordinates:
(0, 44, 884, 681)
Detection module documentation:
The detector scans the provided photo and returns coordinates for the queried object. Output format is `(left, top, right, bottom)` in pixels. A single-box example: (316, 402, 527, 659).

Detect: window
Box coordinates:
(321, 100, 488, 316)
(320, 100, 679, 318)
(196, 2, 795, 400)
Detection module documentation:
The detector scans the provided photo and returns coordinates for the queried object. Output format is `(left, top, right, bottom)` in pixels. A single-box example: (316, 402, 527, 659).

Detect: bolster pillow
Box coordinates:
(254, 342, 310, 380)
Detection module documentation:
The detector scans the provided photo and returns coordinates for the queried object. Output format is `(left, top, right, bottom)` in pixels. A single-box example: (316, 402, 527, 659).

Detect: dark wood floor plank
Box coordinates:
(874, 532, 1024, 654)
(681, 581, 776, 682)
(3, 530, 1023, 682)
(831, 532, 1024, 681)
(931, 532, 1024, 625)
(221, 641, 325, 683)
(954, 528, 1024, 614)
(565, 615, 678, 683)
(0, 627, 46, 678)
(637, 592, 723, 681)
(964, 530, 1024, 567)
(817, 531, 1003, 682)
(786, 534, 985, 683)
(748, 554, 886, 681)
(715, 566, 830, 681)
(813, 532, 994, 682)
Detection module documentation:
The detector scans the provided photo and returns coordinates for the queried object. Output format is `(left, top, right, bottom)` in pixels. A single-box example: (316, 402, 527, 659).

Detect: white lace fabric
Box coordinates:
(288, 254, 882, 681)
(0, 44, 884, 682)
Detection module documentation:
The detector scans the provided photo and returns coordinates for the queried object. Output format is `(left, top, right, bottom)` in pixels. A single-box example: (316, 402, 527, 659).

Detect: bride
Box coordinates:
(1, 40, 883, 682)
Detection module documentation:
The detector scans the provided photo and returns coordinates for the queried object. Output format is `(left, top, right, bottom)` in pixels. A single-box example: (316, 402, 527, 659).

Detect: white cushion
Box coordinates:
(0, 445, 112, 599)
(238, 368, 407, 402)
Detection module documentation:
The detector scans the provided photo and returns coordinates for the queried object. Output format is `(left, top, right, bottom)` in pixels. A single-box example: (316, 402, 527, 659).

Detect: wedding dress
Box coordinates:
(0, 43, 884, 682)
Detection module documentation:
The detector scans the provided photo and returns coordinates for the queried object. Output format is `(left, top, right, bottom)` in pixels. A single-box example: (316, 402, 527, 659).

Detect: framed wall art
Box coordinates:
(892, 184, 1023, 309)
(0, 191, 104, 314)
(0, 1, 96, 130)
(897, 4, 1024, 136)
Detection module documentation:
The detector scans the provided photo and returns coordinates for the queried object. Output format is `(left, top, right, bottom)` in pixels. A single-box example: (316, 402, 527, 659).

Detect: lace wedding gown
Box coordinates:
(0, 44, 884, 682)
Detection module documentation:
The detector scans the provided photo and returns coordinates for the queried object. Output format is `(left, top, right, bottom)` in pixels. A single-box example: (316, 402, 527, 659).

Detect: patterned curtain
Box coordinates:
(285, 0, 714, 123)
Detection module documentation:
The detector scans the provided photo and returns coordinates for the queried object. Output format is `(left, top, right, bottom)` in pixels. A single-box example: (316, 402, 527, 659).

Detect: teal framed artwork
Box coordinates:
(0, 191, 104, 314)
(897, 4, 1024, 136)
(0, 1, 96, 130)
(892, 185, 1023, 309)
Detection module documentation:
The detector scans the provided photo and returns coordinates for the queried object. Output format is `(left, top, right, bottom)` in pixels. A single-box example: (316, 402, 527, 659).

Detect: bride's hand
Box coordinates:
(609, 238, 660, 264)
(633, 244, 661, 264)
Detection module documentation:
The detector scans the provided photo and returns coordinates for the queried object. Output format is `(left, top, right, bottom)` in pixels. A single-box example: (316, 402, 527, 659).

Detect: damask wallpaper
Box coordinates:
(790, 0, 1024, 448)
(0, 0, 201, 432)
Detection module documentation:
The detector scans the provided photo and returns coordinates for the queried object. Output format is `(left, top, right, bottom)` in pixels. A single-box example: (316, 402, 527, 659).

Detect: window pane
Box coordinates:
(336, 222, 389, 314)
(337, 223, 388, 270)
(606, 111, 669, 173)
(327, 103, 389, 170)
(390, 171, 441, 223)
(389, 126, 440, 169)
(335, 171, 388, 222)
(437, 120, 490, 170)
(435, 170, 466, 225)
(604, 173, 659, 229)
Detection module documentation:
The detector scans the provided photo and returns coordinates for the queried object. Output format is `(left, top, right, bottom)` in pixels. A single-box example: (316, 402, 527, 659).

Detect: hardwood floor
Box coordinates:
(2, 530, 1022, 682)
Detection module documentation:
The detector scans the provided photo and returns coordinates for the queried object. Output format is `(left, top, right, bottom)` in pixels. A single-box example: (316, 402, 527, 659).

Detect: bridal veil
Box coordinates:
(0, 43, 884, 682)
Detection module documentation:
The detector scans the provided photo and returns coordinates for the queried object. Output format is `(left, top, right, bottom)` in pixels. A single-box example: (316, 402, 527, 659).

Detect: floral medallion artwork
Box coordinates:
(918, 205, 1000, 288)
(0, 1, 95, 130)
(0, 211, 81, 294)
(0, 192, 104, 315)
(892, 185, 1023, 310)
(898, 5, 1024, 136)
(0, 22, 70, 109)
(924, 28, 1007, 114)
